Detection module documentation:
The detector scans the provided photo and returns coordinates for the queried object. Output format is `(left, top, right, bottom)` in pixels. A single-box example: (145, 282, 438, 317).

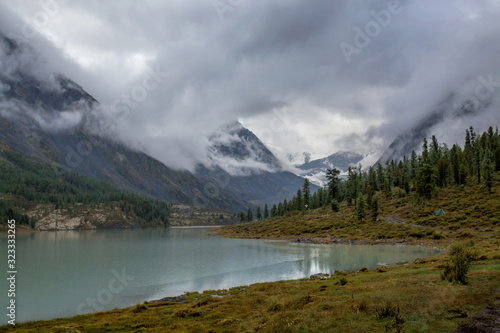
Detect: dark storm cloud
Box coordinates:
(1, 0, 499, 170)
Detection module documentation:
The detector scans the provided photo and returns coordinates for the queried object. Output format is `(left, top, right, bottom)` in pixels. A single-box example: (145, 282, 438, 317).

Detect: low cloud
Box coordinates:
(0, 0, 499, 171)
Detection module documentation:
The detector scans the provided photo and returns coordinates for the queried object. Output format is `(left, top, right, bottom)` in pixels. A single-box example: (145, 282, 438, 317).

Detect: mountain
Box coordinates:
(0, 33, 309, 216)
(295, 151, 363, 185)
(197, 121, 317, 206)
(376, 93, 490, 165)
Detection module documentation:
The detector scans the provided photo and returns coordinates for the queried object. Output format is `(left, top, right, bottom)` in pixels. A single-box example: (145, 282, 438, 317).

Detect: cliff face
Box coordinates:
(169, 205, 237, 226)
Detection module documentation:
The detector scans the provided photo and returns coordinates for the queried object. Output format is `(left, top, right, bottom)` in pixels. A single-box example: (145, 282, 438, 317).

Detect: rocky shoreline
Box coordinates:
(290, 236, 408, 245)
(151, 294, 188, 304)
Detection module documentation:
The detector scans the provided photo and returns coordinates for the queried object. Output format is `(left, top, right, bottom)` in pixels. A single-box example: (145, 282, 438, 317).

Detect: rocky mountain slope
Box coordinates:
(0, 32, 308, 213)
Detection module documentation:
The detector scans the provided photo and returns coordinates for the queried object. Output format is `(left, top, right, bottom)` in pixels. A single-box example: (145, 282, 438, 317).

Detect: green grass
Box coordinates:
(2, 175, 499, 332)
(217, 177, 500, 253)
(3, 257, 499, 332)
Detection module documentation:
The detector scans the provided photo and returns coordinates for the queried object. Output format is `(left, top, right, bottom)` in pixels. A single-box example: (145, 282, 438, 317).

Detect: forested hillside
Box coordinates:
(239, 126, 500, 226)
(0, 151, 170, 229)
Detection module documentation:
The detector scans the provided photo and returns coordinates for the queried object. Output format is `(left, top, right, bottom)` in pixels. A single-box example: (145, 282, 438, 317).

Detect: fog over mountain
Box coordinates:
(1, 1, 499, 171)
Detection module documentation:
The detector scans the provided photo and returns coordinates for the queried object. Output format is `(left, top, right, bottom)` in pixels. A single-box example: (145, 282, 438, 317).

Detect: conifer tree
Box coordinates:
(326, 168, 341, 201)
(422, 137, 429, 163)
(482, 147, 494, 193)
(370, 195, 379, 222)
(356, 195, 366, 222)
(366, 184, 374, 207)
(247, 208, 253, 222)
(383, 178, 391, 198)
(416, 163, 434, 199)
(302, 178, 311, 209)
(295, 189, 303, 210)
(271, 204, 277, 218)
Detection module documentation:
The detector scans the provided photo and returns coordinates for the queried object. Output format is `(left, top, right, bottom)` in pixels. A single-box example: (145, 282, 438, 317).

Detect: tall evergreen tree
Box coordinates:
(482, 147, 494, 193)
(436, 157, 449, 187)
(326, 168, 341, 201)
(247, 208, 253, 222)
(416, 163, 434, 199)
(256, 206, 262, 220)
(302, 178, 311, 209)
(264, 204, 269, 219)
(370, 195, 379, 222)
(271, 204, 277, 218)
(430, 135, 441, 165)
(356, 195, 366, 222)
(422, 137, 429, 163)
(410, 150, 418, 180)
(366, 185, 374, 207)
(295, 189, 303, 210)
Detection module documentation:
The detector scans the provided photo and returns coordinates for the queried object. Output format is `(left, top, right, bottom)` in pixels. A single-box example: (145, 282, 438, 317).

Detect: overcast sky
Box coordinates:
(1, 0, 499, 170)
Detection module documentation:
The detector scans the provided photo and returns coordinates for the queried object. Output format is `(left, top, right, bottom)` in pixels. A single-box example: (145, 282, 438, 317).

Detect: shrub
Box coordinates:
(267, 302, 282, 312)
(351, 299, 368, 313)
(441, 243, 478, 284)
(132, 303, 147, 313)
(331, 200, 339, 212)
(375, 301, 398, 319)
(335, 277, 348, 286)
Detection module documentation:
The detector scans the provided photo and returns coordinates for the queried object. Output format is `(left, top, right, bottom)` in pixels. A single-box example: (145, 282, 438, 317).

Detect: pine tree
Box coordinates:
(458, 164, 467, 185)
(302, 178, 311, 210)
(278, 202, 284, 216)
(347, 166, 359, 207)
(356, 195, 366, 222)
(383, 178, 391, 198)
(376, 163, 385, 190)
(295, 189, 303, 210)
(366, 185, 374, 207)
(247, 208, 253, 222)
(370, 195, 379, 222)
(331, 199, 339, 212)
(430, 135, 441, 165)
(239, 212, 245, 223)
(326, 168, 341, 201)
(271, 204, 277, 218)
(436, 157, 449, 187)
(416, 163, 434, 199)
(264, 204, 269, 219)
(482, 147, 494, 193)
(256, 206, 262, 220)
(410, 150, 418, 180)
(422, 137, 429, 163)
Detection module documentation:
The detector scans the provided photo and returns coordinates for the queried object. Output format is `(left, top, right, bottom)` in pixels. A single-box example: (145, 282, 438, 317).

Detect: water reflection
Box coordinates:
(0, 228, 440, 324)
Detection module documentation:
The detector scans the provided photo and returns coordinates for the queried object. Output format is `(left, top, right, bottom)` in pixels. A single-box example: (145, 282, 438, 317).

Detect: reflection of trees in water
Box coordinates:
(291, 244, 441, 274)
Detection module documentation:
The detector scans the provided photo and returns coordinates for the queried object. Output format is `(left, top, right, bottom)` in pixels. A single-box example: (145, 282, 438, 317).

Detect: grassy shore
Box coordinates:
(2, 182, 499, 332)
(2, 257, 499, 332)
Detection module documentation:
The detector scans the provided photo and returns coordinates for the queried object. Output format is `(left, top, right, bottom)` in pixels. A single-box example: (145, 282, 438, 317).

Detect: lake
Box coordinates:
(0, 227, 441, 324)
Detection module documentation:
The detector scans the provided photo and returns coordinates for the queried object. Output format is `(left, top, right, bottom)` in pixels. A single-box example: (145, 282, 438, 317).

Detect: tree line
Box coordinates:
(0, 151, 171, 227)
(239, 126, 499, 223)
